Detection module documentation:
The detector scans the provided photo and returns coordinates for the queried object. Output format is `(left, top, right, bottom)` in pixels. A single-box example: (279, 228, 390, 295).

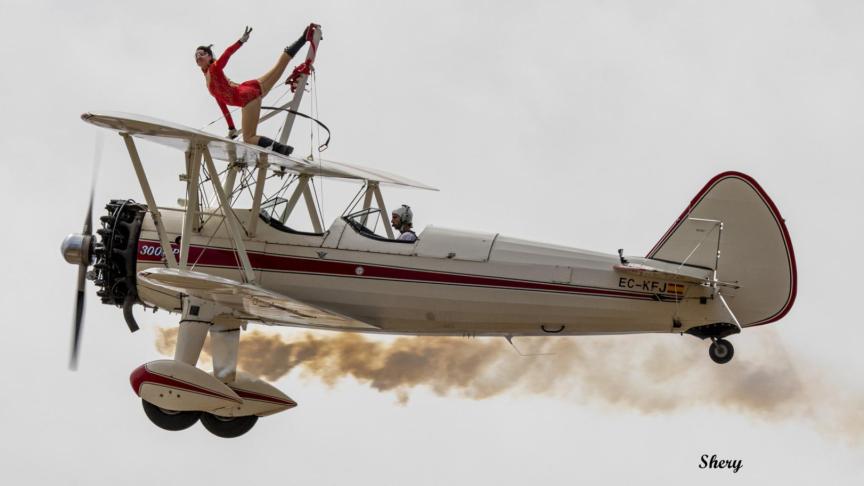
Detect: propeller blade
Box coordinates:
(70, 136, 102, 370)
(82, 189, 94, 236)
(69, 263, 87, 370)
(82, 136, 102, 236)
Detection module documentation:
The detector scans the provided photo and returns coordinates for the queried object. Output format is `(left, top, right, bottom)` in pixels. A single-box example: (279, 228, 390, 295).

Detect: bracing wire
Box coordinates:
(195, 163, 220, 228)
(313, 69, 324, 223)
(201, 107, 241, 131)
(304, 71, 325, 226)
(271, 86, 293, 143)
(310, 178, 325, 230)
(261, 105, 331, 152)
(201, 76, 294, 131)
(197, 56, 334, 235)
(343, 183, 367, 216)
(273, 175, 298, 221)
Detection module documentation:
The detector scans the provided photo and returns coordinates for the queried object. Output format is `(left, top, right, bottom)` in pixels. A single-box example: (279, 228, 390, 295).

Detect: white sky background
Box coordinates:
(0, 0, 862, 484)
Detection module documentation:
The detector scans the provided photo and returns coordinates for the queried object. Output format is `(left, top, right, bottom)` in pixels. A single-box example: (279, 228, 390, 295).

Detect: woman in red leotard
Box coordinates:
(195, 24, 316, 156)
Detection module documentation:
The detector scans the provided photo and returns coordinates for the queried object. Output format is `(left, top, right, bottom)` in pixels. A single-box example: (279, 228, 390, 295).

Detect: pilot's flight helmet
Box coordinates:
(392, 205, 413, 225)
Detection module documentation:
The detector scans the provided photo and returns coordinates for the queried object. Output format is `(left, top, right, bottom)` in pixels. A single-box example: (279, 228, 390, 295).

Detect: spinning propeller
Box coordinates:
(61, 138, 102, 370)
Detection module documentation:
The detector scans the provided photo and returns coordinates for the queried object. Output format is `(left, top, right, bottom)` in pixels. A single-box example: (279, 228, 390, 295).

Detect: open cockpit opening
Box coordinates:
(259, 197, 325, 236)
(344, 208, 416, 244)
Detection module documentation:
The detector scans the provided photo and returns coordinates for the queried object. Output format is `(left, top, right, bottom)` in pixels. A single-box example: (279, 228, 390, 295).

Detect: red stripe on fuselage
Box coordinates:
(136, 240, 662, 302)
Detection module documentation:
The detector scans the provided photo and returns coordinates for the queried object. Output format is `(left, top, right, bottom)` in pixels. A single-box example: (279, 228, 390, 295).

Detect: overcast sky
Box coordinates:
(1, 1, 863, 484)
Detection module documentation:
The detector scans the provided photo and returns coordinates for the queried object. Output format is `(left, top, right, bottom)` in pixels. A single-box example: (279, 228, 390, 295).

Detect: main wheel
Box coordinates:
(708, 339, 734, 364)
(200, 413, 258, 438)
(141, 399, 201, 431)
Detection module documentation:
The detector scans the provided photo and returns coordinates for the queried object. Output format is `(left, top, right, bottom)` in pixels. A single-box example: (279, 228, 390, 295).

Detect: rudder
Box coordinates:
(647, 171, 797, 327)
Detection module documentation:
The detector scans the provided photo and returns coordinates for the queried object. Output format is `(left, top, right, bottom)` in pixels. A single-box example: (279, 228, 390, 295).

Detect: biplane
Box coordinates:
(61, 27, 796, 438)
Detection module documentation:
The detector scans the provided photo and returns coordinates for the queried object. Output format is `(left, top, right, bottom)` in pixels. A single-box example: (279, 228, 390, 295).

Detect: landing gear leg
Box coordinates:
(138, 297, 236, 433)
(708, 338, 734, 364)
(202, 325, 259, 438)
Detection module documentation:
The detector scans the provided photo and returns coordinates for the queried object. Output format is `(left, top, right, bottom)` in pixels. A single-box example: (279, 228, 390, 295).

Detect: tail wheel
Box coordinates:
(141, 399, 200, 431)
(200, 413, 258, 438)
(708, 338, 734, 364)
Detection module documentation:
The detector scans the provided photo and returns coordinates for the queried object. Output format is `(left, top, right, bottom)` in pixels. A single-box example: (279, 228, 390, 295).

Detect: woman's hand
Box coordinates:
(239, 26, 252, 43)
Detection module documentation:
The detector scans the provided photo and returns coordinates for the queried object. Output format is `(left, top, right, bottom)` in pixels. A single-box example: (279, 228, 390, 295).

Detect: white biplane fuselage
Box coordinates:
(97, 105, 794, 340)
(136, 208, 714, 337)
(62, 109, 796, 438)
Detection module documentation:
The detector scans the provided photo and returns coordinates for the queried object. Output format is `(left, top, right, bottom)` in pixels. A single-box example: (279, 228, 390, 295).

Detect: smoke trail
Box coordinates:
(155, 327, 862, 444)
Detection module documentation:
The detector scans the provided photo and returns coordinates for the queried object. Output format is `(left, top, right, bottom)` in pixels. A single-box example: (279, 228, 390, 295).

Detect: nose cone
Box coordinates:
(61, 233, 92, 265)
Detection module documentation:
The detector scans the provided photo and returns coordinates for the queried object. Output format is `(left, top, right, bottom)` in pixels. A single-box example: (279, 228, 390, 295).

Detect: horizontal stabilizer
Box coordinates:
(613, 263, 707, 285)
(613, 262, 740, 289)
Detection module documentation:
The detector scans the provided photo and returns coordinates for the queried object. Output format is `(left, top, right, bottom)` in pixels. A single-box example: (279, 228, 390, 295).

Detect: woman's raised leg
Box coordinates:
(257, 52, 292, 97)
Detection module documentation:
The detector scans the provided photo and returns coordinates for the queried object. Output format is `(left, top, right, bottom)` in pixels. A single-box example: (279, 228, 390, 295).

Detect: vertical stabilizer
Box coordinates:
(647, 172, 797, 327)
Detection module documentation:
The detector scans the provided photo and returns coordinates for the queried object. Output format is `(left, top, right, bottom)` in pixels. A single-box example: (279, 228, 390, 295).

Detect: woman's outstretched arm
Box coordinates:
(215, 26, 252, 69)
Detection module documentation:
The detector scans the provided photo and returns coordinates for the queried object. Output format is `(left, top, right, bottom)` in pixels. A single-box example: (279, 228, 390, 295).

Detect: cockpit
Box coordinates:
(256, 195, 591, 267)
(258, 197, 326, 236)
(343, 208, 416, 244)
(259, 197, 416, 244)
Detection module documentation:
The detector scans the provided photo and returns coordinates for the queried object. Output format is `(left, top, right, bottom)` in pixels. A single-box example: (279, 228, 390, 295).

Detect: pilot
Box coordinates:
(391, 205, 418, 242)
(195, 24, 318, 156)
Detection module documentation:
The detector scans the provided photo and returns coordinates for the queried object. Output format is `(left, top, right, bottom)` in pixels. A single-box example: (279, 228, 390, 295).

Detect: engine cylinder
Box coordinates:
(92, 200, 146, 307)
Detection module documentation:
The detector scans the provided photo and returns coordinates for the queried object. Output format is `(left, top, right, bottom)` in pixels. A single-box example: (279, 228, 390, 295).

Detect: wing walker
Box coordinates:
(61, 25, 797, 438)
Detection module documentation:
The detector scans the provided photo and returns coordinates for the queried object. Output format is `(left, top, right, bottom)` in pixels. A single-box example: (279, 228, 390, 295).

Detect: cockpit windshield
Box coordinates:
(261, 197, 290, 222)
(344, 208, 393, 240)
(259, 197, 324, 236)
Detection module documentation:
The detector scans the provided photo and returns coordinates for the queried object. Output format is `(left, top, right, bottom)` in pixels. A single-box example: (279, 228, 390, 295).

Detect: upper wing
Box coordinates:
(81, 111, 437, 190)
(137, 268, 380, 331)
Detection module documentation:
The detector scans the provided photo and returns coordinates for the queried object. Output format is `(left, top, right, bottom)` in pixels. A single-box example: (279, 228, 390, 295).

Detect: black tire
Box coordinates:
(141, 399, 201, 431)
(200, 413, 258, 438)
(709, 339, 734, 364)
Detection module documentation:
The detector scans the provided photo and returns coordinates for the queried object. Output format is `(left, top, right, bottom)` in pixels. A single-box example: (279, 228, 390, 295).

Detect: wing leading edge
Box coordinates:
(81, 111, 437, 190)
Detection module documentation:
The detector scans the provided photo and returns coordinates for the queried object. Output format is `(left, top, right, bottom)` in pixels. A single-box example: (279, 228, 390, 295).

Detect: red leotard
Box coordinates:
(205, 41, 262, 129)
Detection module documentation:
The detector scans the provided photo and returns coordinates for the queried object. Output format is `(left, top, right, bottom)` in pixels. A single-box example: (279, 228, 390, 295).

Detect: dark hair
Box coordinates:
(196, 44, 214, 58)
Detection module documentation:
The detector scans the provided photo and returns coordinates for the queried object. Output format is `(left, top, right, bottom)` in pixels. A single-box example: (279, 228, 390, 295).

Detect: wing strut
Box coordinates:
(221, 145, 240, 198)
(357, 182, 394, 239)
(202, 147, 257, 284)
(246, 153, 269, 237)
(121, 133, 177, 268)
(277, 174, 324, 232)
(302, 176, 324, 233)
(179, 145, 202, 268)
(368, 182, 394, 239)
